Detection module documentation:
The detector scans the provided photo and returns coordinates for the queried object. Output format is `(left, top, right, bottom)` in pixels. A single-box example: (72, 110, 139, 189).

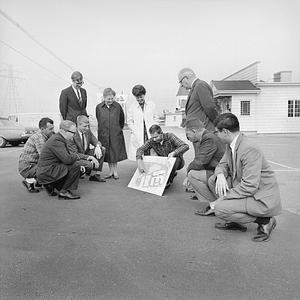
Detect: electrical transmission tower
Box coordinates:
(0, 65, 24, 115)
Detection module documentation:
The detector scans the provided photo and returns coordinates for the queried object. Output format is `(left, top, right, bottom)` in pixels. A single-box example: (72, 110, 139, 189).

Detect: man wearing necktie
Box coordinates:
(207, 113, 281, 242)
(59, 71, 88, 123)
(68, 115, 106, 182)
(177, 67, 218, 131)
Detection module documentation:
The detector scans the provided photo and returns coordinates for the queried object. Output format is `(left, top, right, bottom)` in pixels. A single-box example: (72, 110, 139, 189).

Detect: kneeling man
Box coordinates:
(19, 117, 54, 193)
(210, 113, 281, 242)
(37, 120, 83, 199)
(69, 115, 106, 182)
(185, 119, 225, 214)
(136, 124, 189, 188)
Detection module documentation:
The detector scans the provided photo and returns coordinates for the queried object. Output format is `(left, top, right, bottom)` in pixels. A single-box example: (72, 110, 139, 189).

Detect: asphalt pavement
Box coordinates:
(1, 128, 300, 300)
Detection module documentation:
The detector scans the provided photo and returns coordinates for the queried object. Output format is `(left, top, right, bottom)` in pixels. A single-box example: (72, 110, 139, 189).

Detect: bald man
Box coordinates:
(37, 120, 82, 200)
(178, 68, 218, 131)
(59, 71, 88, 123)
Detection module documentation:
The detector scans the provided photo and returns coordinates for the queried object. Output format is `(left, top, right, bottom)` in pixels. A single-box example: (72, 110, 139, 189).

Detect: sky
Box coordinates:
(0, 0, 300, 117)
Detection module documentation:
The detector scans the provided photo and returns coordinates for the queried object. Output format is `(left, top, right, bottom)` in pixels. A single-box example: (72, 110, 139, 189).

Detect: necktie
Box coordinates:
(82, 133, 86, 151)
(76, 89, 82, 104)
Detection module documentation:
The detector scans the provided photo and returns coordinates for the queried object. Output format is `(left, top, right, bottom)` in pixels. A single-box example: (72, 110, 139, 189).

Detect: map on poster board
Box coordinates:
(128, 156, 176, 196)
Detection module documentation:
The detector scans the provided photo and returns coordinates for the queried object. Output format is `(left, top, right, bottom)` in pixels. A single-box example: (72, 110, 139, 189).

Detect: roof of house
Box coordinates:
(176, 86, 189, 96)
(212, 80, 260, 91)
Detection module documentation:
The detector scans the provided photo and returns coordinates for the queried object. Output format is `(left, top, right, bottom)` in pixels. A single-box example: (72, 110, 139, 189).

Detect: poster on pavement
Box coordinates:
(128, 156, 176, 196)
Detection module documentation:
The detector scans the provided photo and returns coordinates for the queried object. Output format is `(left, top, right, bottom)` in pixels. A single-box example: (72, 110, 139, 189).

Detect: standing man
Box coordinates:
(178, 68, 218, 131)
(184, 119, 225, 213)
(19, 117, 55, 193)
(59, 71, 88, 123)
(69, 115, 106, 182)
(36, 120, 82, 200)
(209, 113, 282, 242)
(136, 124, 189, 188)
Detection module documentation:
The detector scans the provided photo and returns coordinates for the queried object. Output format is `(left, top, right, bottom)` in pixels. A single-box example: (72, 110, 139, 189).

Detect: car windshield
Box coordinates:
(0, 119, 16, 127)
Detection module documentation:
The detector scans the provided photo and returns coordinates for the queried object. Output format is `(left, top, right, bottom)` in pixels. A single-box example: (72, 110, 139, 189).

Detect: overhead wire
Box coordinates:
(0, 9, 102, 89)
(0, 39, 69, 83)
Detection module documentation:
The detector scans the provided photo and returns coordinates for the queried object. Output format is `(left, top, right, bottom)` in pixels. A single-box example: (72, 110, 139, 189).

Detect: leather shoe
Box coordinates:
(89, 174, 106, 182)
(44, 184, 57, 196)
(194, 206, 215, 216)
(58, 191, 80, 200)
(190, 194, 198, 200)
(252, 217, 277, 242)
(22, 180, 39, 193)
(215, 222, 247, 232)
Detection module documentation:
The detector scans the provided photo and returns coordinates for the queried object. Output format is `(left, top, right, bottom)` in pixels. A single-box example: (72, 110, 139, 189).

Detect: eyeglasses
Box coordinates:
(179, 76, 187, 84)
(73, 79, 84, 85)
(65, 129, 76, 135)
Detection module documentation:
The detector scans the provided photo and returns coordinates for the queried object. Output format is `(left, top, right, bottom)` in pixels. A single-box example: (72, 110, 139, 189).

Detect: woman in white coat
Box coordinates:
(127, 85, 157, 161)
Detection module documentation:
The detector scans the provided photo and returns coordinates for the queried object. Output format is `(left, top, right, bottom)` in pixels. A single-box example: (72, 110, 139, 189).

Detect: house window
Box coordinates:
(288, 100, 300, 117)
(240, 101, 250, 115)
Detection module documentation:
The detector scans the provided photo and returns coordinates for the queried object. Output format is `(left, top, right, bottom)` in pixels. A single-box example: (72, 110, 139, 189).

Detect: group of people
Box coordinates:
(18, 68, 282, 242)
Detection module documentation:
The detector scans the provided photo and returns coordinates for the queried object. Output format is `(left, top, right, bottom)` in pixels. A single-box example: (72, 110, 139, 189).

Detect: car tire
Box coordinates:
(10, 141, 21, 147)
(0, 136, 7, 148)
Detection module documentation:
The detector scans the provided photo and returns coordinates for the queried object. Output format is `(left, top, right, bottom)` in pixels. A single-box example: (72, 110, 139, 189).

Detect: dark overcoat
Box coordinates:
(95, 101, 127, 163)
(36, 133, 79, 184)
(59, 85, 88, 123)
(185, 79, 218, 131)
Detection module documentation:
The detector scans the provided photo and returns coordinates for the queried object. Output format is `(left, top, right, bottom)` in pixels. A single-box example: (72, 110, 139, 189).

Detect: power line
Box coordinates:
(0, 39, 68, 83)
(0, 9, 102, 89)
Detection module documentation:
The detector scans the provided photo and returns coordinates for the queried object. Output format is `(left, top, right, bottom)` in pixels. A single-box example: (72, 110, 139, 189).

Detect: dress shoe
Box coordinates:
(190, 194, 198, 200)
(22, 180, 39, 193)
(252, 217, 277, 242)
(105, 174, 113, 179)
(194, 206, 215, 216)
(89, 174, 106, 182)
(58, 191, 80, 200)
(215, 222, 247, 232)
(44, 184, 57, 196)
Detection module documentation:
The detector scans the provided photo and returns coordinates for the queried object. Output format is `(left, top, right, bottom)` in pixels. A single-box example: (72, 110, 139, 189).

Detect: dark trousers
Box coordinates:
(77, 147, 106, 172)
(51, 163, 81, 191)
(168, 156, 184, 184)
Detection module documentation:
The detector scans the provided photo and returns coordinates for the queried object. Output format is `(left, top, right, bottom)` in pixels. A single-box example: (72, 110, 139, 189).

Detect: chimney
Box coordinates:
(273, 71, 292, 82)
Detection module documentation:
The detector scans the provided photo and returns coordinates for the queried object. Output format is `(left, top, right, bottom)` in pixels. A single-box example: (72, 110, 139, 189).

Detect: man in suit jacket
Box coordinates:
(36, 120, 82, 200)
(208, 113, 281, 242)
(178, 68, 218, 131)
(69, 115, 106, 182)
(184, 119, 225, 213)
(59, 71, 88, 123)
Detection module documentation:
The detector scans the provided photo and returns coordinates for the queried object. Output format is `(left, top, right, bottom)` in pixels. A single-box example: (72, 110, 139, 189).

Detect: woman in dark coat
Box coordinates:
(95, 88, 127, 179)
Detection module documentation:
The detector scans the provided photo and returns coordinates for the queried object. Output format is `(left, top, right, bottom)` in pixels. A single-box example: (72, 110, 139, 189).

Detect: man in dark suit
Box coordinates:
(59, 71, 88, 123)
(36, 120, 83, 200)
(208, 113, 282, 242)
(69, 115, 106, 182)
(184, 119, 225, 214)
(178, 68, 218, 131)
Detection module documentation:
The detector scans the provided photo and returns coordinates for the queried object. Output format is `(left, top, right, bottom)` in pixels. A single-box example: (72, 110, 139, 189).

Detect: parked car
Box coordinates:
(0, 117, 37, 147)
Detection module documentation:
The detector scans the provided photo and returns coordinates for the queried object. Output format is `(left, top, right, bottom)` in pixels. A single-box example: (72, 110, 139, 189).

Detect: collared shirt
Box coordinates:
(19, 131, 48, 164)
(136, 132, 189, 159)
(190, 77, 197, 88)
(72, 85, 81, 100)
(230, 133, 240, 160)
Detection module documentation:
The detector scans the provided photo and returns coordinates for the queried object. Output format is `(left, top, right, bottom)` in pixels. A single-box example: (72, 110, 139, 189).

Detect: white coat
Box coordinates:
(127, 100, 157, 160)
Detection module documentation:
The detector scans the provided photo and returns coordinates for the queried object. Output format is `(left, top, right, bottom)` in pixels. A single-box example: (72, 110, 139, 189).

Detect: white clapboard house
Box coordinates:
(211, 61, 300, 133)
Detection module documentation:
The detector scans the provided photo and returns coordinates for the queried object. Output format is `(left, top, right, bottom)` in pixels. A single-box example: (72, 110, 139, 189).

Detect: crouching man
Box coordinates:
(36, 120, 84, 200)
(136, 124, 189, 189)
(69, 115, 106, 182)
(19, 117, 55, 193)
(210, 113, 282, 242)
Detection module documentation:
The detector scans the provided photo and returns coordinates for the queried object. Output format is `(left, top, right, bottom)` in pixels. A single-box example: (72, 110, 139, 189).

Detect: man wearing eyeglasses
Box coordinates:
(36, 120, 82, 200)
(178, 67, 218, 131)
(59, 71, 88, 123)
